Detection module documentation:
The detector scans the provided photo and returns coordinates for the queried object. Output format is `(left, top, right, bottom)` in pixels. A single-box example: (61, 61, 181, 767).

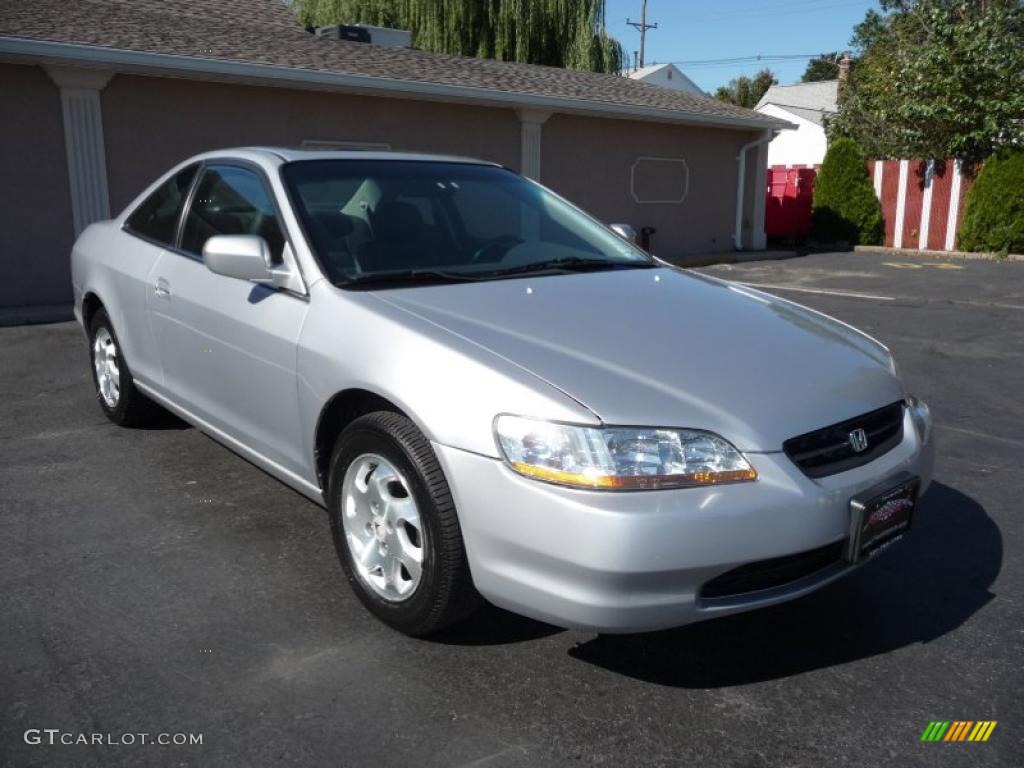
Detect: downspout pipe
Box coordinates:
(733, 129, 773, 250)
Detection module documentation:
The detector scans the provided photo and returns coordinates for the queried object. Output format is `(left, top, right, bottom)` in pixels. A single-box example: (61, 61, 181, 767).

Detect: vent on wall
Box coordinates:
(314, 25, 412, 48)
(315, 26, 372, 44)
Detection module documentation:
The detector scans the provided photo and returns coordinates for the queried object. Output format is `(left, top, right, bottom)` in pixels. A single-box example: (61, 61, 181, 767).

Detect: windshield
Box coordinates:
(281, 160, 653, 288)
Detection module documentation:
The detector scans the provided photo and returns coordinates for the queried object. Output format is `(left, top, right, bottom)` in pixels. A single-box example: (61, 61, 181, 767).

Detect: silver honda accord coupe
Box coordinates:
(72, 148, 934, 636)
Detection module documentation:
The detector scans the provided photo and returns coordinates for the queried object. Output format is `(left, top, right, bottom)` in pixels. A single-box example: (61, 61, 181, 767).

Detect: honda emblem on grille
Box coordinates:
(848, 428, 869, 453)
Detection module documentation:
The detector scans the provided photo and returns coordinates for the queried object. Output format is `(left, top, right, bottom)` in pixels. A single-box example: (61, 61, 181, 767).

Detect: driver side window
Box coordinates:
(180, 165, 286, 263)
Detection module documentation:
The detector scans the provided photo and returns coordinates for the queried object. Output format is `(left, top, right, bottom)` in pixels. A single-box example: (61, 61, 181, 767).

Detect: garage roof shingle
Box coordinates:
(0, 0, 788, 130)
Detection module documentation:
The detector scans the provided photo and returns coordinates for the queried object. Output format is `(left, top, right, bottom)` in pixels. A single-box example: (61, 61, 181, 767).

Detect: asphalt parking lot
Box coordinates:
(2, 251, 1021, 767)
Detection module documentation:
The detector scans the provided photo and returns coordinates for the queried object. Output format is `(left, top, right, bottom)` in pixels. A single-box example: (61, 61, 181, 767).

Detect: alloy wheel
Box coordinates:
(341, 453, 424, 602)
(92, 327, 120, 408)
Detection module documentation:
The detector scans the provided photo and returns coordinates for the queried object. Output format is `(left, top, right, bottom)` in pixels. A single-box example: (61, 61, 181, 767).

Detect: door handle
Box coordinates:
(154, 278, 171, 299)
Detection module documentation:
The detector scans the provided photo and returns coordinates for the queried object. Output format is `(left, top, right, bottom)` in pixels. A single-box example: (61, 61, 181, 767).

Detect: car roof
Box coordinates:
(226, 146, 500, 166)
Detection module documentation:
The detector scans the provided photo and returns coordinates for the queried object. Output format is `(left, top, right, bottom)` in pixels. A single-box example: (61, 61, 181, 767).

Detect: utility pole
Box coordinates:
(626, 1, 658, 69)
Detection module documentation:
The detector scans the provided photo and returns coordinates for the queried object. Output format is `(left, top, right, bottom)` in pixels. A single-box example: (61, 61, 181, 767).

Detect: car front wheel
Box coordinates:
(327, 411, 479, 636)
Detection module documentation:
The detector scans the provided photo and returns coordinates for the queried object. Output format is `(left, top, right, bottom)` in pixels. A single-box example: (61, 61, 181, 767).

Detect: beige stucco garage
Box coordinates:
(0, 0, 789, 321)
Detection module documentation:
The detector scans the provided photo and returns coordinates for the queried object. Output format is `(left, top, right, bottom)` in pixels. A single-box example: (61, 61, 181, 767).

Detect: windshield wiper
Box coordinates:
(340, 256, 656, 289)
(488, 256, 655, 277)
(340, 269, 490, 289)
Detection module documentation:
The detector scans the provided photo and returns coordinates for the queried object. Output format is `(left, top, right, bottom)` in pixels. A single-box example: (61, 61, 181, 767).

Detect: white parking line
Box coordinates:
(739, 282, 896, 301)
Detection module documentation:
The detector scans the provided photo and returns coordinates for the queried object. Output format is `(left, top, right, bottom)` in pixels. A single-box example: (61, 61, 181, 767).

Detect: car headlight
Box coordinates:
(494, 415, 757, 490)
(907, 396, 932, 445)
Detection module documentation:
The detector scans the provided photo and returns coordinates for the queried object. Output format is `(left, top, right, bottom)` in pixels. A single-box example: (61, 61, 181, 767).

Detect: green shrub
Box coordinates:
(811, 138, 884, 245)
(958, 149, 1024, 254)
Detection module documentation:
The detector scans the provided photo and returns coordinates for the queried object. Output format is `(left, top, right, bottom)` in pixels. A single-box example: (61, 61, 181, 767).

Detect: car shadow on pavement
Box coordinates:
(432, 602, 566, 645)
(135, 409, 192, 430)
(567, 481, 1001, 687)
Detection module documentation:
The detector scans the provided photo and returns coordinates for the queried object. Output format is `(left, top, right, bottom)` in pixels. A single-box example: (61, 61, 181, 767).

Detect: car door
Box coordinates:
(148, 162, 309, 477)
(113, 163, 199, 386)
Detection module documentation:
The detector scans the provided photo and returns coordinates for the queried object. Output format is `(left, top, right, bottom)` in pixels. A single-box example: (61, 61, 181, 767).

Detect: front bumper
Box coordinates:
(434, 409, 935, 633)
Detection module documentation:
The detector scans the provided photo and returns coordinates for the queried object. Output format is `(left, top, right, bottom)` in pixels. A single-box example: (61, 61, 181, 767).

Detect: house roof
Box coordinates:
(626, 63, 706, 97)
(0, 0, 790, 132)
(755, 80, 838, 126)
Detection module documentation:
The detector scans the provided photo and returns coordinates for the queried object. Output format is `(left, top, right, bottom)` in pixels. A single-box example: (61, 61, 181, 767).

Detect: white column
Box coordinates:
(46, 67, 114, 236)
(873, 160, 884, 199)
(516, 109, 551, 182)
(918, 160, 934, 250)
(893, 159, 909, 249)
(750, 139, 770, 250)
(945, 160, 963, 251)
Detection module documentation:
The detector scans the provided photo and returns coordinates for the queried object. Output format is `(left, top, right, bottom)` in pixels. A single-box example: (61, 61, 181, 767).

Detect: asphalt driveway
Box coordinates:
(1, 251, 1021, 767)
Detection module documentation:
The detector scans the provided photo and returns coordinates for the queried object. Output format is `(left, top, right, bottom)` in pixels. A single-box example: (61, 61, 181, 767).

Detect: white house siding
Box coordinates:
(757, 104, 827, 167)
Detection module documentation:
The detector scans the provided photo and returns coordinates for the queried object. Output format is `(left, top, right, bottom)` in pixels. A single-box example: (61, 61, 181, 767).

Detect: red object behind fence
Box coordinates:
(765, 166, 816, 240)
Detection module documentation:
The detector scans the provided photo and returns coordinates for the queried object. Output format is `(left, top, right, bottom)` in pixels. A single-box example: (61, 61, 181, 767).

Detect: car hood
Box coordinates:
(372, 266, 904, 451)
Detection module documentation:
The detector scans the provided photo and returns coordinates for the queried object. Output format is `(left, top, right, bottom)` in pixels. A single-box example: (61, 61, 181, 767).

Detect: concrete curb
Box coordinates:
(854, 245, 1024, 262)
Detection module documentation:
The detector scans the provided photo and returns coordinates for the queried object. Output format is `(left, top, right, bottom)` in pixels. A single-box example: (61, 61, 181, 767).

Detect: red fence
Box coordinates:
(765, 159, 973, 250)
(870, 159, 973, 251)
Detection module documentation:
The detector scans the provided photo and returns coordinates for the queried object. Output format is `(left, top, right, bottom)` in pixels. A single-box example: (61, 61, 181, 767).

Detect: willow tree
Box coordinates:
(292, 0, 625, 73)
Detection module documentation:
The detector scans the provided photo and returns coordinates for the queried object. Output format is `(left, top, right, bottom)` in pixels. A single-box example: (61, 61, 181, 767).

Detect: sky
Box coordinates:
(604, 0, 881, 91)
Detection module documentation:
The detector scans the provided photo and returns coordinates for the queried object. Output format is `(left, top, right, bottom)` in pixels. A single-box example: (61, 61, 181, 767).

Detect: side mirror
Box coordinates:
(609, 223, 638, 243)
(203, 235, 273, 283)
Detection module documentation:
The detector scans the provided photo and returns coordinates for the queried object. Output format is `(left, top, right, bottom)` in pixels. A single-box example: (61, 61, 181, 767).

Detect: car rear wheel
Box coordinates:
(327, 411, 479, 636)
(88, 308, 161, 427)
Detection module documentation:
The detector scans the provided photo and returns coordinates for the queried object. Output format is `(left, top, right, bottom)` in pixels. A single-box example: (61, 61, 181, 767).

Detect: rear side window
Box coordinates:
(180, 165, 286, 263)
(125, 164, 198, 245)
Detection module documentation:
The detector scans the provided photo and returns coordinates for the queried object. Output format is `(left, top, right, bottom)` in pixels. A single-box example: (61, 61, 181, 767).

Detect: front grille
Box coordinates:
(700, 541, 844, 599)
(783, 401, 904, 478)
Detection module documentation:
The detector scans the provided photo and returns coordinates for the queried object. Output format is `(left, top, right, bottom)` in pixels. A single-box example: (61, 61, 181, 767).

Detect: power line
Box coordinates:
(674, 53, 824, 65)
(667, 52, 830, 70)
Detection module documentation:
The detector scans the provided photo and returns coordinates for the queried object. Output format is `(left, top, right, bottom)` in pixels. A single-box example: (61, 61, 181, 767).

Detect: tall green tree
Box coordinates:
(830, 0, 1024, 168)
(801, 52, 841, 82)
(811, 138, 885, 245)
(292, 0, 625, 74)
(713, 68, 777, 109)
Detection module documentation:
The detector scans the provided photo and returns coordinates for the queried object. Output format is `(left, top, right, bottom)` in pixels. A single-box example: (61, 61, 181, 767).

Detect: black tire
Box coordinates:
(327, 411, 480, 636)
(88, 308, 162, 427)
